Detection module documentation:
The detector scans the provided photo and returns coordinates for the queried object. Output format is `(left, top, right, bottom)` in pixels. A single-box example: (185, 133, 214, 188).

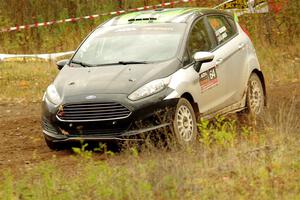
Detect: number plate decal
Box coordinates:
(199, 67, 219, 92)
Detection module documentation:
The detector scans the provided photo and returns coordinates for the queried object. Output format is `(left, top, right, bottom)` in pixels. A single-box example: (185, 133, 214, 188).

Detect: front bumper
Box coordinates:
(42, 93, 178, 143)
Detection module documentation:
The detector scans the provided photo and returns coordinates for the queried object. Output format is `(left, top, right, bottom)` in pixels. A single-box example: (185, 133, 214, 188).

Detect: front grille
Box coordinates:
(56, 102, 131, 122)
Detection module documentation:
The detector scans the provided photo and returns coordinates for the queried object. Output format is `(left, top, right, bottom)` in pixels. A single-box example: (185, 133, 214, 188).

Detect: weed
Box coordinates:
(198, 116, 238, 147)
(72, 143, 93, 159)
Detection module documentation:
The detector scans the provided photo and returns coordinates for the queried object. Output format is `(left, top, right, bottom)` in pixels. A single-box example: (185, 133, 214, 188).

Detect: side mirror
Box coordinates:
(193, 52, 214, 72)
(56, 59, 69, 70)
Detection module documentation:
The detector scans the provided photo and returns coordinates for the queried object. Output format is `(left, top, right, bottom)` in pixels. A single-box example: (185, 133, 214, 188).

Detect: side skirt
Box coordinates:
(201, 92, 247, 120)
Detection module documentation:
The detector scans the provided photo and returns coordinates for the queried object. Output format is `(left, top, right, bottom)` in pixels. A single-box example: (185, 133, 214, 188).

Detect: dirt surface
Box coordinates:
(1, 82, 299, 174)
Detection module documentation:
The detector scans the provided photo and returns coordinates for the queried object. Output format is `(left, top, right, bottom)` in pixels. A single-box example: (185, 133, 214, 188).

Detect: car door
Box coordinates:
(206, 15, 248, 111)
(184, 16, 226, 114)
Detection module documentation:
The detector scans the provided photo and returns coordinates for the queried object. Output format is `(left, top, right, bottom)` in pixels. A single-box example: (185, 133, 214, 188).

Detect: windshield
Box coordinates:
(72, 23, 185, 66)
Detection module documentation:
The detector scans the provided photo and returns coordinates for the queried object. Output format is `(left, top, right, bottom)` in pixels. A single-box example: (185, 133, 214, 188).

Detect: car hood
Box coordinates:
(54, 58, 180, 98)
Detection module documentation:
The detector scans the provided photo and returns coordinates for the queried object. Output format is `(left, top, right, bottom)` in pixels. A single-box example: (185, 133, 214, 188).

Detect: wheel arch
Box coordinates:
(251, 69, 267, 106)
(181, 92, 199, 114)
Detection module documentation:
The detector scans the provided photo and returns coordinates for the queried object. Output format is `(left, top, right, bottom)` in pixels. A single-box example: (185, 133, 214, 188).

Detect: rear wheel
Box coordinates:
(172, 98, 197, 145)
(246, 73, 265, 116)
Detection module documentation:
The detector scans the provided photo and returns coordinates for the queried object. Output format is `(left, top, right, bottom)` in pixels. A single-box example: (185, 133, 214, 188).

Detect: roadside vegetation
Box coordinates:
(0, 104, 299, 199)
(0, 0, 299, 199)
(0, 61, 56, 103)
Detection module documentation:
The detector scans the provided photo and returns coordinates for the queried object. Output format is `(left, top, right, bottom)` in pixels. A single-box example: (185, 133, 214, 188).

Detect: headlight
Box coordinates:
(128, 77, 171, 101)
(46, 84, 61, 105)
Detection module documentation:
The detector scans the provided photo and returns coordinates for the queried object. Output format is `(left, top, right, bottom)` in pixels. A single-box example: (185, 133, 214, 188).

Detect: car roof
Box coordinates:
(103, 7, 232, 26)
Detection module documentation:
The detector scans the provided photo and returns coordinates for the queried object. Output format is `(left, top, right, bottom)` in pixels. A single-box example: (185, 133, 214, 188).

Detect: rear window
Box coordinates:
(208, 15, 236, 45)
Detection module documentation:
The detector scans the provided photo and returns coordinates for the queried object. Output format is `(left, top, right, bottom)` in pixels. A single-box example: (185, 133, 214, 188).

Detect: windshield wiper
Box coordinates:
(95, 61, 148, 67)
(118, 61, 148, 65)
(70, 60, 94, 68)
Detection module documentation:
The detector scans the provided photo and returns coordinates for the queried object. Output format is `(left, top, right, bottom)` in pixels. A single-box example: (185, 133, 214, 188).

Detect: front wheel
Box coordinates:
(172, 98, 198, 145)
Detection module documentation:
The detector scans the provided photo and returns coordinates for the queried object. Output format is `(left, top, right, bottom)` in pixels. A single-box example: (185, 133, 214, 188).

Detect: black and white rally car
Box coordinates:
(42, 8, 266, 149)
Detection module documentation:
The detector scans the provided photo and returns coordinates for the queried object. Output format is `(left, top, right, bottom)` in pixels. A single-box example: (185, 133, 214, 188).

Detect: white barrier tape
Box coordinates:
(214, 0, 234, 9)
(234, 2, 269, 16)
(0, 0, 194, 33)
(0, 51, 74, 61)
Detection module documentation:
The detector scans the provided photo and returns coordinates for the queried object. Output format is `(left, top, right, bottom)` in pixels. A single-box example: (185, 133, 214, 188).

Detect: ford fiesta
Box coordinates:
(42, 8, 266, 149)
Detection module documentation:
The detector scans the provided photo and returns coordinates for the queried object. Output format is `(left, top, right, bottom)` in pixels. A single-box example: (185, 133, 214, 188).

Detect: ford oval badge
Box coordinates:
(86, 95, 96, 100)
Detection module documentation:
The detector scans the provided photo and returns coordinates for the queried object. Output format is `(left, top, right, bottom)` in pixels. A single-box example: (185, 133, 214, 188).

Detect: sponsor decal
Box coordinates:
(199, 67, 219, 92)
(215, 26, 228, 43)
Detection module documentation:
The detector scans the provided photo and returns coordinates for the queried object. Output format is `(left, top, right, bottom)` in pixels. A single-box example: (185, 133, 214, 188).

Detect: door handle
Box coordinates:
(216, 58, 223, 65)
(238, 43, 245, 49)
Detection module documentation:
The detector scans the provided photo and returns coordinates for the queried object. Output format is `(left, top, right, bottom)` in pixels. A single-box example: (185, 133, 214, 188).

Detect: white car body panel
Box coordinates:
(165, 20, 262, 118)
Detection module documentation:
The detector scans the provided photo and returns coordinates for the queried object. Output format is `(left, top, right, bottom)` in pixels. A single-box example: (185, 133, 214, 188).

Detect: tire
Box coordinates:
(44, 137, 62, 150)
(172, 98, 198, 145)
(245, 73, 265, 116)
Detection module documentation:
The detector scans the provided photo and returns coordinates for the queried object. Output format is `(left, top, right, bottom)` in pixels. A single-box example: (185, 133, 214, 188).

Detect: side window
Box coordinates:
(208, 16, 236, 45)
(187, 18, 214, 56)
(227, 17, 237, 33)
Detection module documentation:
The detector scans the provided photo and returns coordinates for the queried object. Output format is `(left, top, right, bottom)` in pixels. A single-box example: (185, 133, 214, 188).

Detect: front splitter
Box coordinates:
(43, 123, 171, 143)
